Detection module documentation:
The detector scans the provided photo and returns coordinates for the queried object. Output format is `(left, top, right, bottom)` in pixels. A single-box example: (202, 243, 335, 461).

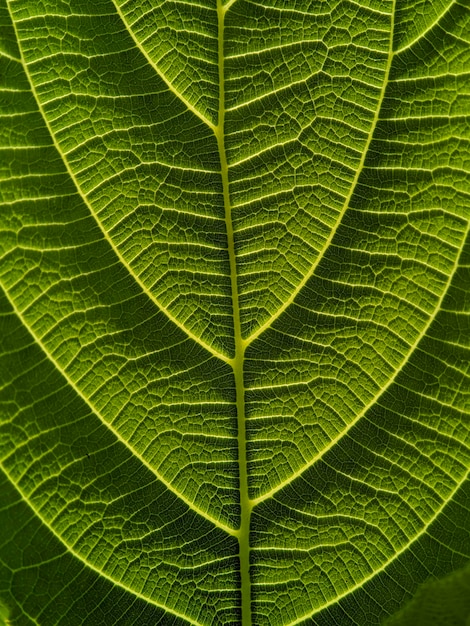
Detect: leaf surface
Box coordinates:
(0, 0, 469, 624)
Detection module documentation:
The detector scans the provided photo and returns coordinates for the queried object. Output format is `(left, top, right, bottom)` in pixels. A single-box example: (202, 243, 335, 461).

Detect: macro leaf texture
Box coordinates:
(0, 0, 469, 624)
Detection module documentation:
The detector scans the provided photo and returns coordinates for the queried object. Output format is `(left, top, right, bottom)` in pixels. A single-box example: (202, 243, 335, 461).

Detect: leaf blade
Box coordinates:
(1, 0, 469, 624)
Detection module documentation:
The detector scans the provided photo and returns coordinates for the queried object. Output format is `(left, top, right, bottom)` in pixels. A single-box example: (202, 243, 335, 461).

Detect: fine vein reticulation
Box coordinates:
(0, 0, 469, 625)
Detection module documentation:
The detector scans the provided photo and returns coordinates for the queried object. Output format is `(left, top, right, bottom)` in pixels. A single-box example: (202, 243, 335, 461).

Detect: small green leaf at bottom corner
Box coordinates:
(383, 562, 470, 626)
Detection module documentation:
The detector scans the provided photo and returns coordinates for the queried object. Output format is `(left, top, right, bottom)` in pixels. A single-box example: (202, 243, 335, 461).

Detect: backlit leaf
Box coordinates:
(0, 0, 469, 624)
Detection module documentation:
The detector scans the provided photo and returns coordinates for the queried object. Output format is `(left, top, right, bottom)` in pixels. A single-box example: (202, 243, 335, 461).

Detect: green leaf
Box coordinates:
(383, 562, 470, 626)
(0, 0, 469, 624)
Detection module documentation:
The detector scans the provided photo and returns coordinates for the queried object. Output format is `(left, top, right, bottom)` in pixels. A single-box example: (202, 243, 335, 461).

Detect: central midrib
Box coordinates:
(215, 2, 252, 624)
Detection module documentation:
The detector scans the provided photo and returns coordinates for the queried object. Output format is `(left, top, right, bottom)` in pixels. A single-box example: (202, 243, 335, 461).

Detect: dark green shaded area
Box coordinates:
(383, 561, 470, 626)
